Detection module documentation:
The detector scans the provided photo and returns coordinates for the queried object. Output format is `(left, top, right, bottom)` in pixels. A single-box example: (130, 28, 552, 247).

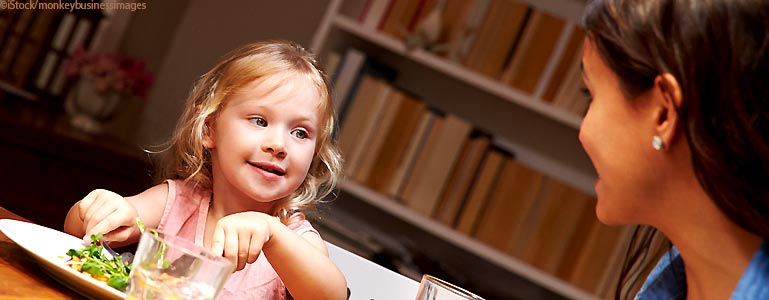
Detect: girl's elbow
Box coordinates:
(323, 273, 348, 300)
(333, 278, 349, 300)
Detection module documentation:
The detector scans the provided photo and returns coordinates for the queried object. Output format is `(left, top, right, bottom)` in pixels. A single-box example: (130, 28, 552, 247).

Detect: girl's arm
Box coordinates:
(63, 182, 169, 247)
(263, 220, 348, 300)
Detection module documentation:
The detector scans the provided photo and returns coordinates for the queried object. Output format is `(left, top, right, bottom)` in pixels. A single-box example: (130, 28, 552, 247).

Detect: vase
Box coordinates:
(66, 77, 122, 134)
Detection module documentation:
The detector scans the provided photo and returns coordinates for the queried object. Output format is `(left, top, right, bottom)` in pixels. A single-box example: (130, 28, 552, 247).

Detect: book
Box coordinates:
(364, 92, 427, 194)
(542, 26, 585, 103)
(331, 48, 367, 114)
(552, 48, 591, 116)
(336, 75, 393, 178)
(384, 108, 438, 198)
(360, 0, 393, 29)
(409, 0, 440, 31)
(514, 177, 595, 275)
(336, 54, 397, 125)
(322, 51, 342, 79)
(379, 0, 425, 40)
(0, 27, 21, 84)
(554, 197, 602, 280)
(455, 148, 506, 234)
(342, 0, 370, 20)
(52, 13, 76, 50)
(567, 221, 629, 296)
(400, 113, 473, 216)
(66, 18, 92, 53)
(462, 0, 529, 78)
(439, 0, 479, 59)
(352, 88, 407, 183)
(432, 131, 491, 226)
(473, 158, 545, 252)
(500, 8, 567, 94)
(448, 0, 491, 62)
(595, 229, 630, 299)
(3, 10, 57, 89)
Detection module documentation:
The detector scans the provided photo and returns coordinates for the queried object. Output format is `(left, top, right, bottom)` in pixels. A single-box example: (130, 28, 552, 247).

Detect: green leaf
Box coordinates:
(66, 248, 83, 257)
(81, 260, 105, 277)
(90, 233, 103, 243)
(107, 274, 129, 291)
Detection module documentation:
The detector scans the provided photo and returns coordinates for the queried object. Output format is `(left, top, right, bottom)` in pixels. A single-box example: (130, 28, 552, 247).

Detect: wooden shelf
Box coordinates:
(333, 15, 583, 129)
(519, 0, 586, 23)
(340, 180, 600, 300)
(324, 15, 596, 195)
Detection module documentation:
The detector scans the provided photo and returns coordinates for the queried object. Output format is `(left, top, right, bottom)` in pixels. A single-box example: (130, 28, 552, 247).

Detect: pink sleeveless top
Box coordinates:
(157, 179, 318, 300)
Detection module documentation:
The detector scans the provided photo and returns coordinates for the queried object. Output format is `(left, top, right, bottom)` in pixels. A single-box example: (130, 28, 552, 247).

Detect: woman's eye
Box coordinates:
(291, 129, 308, 139)
(250, 117, 267, 127)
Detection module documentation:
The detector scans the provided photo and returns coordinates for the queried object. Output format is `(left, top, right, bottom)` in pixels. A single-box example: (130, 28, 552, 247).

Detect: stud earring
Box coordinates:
(652, 135, 665, 151)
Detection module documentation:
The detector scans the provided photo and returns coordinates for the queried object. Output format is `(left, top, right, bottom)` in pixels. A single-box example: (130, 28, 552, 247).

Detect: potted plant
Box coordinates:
(63, 48, 154, 133)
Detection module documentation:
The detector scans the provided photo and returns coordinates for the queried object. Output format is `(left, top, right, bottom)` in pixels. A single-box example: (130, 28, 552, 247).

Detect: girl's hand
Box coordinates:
(209, 211, 277, 271)
(76, 189, 139, 244)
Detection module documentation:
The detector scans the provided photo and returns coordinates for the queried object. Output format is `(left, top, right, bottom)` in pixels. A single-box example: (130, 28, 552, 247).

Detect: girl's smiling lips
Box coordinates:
(248, 161, 286, 176)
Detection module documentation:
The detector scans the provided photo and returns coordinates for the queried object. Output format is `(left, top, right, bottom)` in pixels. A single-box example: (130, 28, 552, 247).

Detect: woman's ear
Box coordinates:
(652, 73, 683, 150)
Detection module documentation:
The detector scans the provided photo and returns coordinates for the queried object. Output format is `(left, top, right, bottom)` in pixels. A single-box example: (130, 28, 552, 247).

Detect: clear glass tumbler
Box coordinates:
(415, 274, 485, 300)
(126, 230, 234, 300)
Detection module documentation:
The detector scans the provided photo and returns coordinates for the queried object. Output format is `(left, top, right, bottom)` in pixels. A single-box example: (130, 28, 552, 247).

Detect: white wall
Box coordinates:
(137, 0, 330, 146)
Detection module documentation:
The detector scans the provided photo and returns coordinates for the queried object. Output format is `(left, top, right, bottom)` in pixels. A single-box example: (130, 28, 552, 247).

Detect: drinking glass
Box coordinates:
(415, 275, 485, 300)
(126, 230, 234, 300)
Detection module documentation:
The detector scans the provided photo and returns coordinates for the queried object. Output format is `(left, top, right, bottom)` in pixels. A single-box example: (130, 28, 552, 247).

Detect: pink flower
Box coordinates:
(64, 48, 155, 99)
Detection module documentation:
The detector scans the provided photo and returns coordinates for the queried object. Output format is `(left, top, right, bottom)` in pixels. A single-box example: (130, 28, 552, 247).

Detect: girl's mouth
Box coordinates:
(248, 162, 286, 176)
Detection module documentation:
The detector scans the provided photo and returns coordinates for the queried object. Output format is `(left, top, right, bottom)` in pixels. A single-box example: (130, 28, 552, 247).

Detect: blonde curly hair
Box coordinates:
(156, 40, 342, 223)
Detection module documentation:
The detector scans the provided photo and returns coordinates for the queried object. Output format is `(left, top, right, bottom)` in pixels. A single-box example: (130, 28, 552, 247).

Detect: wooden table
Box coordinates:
(0, 206, 85, 299)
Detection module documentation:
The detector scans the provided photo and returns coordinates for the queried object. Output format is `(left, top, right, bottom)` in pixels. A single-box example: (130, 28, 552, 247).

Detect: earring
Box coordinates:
(652, 135, 665, 151)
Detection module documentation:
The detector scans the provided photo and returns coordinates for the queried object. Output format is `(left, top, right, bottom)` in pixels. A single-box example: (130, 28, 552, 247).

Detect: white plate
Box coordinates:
(0, 219, 126, 300)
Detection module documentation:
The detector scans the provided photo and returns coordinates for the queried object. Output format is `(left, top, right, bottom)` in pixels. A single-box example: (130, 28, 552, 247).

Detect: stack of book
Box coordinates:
(325, 47, 628, 298)
(336, 0, 591, 117)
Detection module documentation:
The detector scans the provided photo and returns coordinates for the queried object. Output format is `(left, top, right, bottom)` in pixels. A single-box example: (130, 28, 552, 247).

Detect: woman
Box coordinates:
(579, 0, 769, 299)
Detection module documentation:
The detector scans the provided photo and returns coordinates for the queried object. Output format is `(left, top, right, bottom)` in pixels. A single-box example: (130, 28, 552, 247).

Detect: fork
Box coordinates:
(102, 241, 134, 265)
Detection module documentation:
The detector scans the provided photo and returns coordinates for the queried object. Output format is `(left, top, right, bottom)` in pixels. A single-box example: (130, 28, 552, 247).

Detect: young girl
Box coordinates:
(64, 40, 348, 300)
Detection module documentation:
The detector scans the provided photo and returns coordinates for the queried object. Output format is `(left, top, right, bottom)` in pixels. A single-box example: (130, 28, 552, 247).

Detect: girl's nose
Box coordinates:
(262, 131, 286, 158)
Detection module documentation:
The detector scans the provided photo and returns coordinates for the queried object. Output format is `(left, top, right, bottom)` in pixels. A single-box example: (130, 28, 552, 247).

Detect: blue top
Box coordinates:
(635, 241, 769, 300)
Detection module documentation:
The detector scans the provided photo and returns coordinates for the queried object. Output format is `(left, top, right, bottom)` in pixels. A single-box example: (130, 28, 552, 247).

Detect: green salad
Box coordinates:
(64, 233, 132, 291)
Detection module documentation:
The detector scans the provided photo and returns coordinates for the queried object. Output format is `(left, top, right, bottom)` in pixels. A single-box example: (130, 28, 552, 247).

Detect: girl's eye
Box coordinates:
(291, 129, 308, 139)
(250, 117, 267, 127)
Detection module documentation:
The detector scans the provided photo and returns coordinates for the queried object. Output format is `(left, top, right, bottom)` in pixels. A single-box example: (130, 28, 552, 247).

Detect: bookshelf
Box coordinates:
(317, 11, 595, 195)
(310, 0, 627, 299)
(341, 180, 599, 300)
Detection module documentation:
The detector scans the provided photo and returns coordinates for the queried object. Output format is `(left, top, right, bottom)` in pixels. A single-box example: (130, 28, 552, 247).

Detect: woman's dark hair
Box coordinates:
(582, 0, 769, 298)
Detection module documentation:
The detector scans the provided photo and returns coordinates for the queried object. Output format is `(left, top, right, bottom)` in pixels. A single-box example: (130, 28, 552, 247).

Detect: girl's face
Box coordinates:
(579, 38, 660, 225)
(205, 74, 321, 209)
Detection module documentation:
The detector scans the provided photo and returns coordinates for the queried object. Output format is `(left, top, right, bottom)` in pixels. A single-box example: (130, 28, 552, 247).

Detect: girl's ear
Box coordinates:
(652, 73, 683, 150)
